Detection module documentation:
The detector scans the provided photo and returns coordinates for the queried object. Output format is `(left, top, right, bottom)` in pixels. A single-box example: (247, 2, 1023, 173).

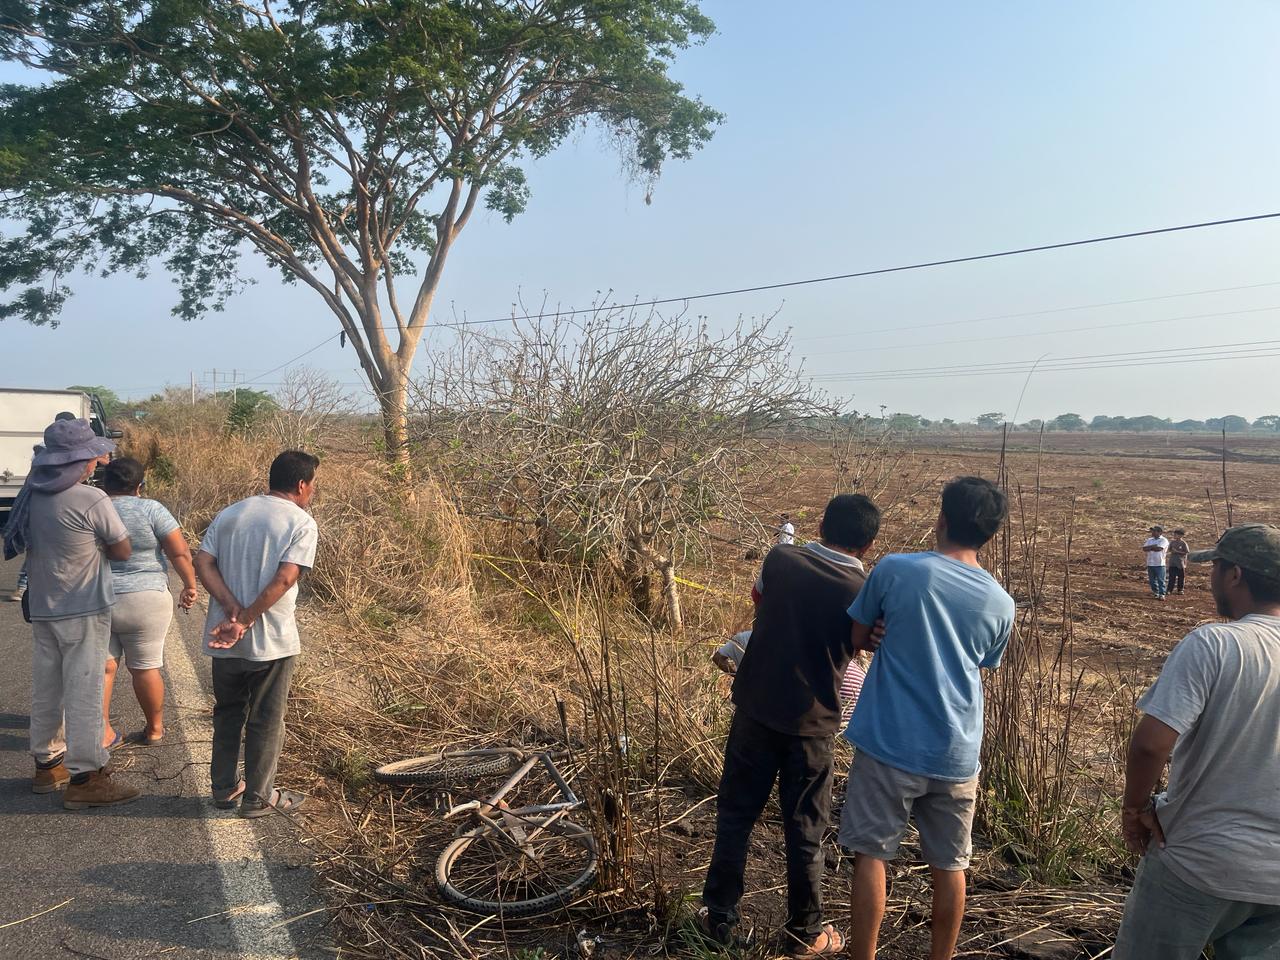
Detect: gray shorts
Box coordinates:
(109, 589, 173, 670)
(838, 750, 978, 871)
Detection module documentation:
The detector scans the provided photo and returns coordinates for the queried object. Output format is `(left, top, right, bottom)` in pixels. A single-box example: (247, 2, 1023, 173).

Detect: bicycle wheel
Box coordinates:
(373, 750, 518, 785)
(436, 817, 598, 916)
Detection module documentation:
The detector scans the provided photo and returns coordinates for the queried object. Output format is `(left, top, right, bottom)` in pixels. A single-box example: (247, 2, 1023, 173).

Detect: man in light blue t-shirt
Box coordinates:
(840, 476, 1015, 960)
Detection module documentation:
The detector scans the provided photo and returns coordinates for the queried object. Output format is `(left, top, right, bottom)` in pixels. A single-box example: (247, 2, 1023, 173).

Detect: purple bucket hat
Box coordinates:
(32, 418, 116, 467)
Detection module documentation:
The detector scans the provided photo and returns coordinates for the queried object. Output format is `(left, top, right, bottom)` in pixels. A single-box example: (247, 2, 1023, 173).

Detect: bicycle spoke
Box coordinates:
(443, 823, 595, 908)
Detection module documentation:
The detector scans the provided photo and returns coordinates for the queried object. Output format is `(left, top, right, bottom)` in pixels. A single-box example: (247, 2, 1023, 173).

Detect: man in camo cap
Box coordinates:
(1114, 523, 1280, 959)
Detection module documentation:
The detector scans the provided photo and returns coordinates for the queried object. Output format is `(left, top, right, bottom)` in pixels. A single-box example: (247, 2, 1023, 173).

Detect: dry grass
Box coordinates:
(125, 408, 1158, 959)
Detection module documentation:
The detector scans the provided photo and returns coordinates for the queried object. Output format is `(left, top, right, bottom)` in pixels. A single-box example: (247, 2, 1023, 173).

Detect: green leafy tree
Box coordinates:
(66, 384, 120, 418)
(1254, 415, 1280, 432)
(975, 412, 1005, 430)
(1050, 412, 1086, 431)
(0, 0, 720, 465)
(225, 388, 278, 436)
(1124, 415, 1171, 432)
(1207, 415, 1250, 433)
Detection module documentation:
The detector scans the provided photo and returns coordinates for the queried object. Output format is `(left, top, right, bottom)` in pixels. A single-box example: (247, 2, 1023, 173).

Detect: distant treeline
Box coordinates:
(844, 412, 1280, 434)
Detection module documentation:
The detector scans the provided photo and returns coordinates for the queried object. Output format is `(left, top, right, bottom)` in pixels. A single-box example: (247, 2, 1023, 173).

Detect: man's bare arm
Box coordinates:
(1121, 715, 1180, 854)
(852, 619, 877, 652)
(194, 551, 241, 619)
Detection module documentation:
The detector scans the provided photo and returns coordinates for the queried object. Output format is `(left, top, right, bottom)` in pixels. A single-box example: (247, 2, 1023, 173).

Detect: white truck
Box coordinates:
(1, 388, 119, 524)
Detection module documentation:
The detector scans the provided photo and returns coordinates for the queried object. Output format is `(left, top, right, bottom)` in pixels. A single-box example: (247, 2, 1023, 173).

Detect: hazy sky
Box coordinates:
(5, 1, 1280, 422)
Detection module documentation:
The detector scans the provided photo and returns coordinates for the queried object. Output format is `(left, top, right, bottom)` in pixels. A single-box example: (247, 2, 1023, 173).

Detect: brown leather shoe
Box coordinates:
(33, 763, 70, 794)
(63, 768, 141, 810)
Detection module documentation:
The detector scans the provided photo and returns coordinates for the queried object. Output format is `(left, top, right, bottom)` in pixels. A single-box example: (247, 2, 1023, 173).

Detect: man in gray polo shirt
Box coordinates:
(194, 450, 319, 817)
(1114, 523, 1280, 960)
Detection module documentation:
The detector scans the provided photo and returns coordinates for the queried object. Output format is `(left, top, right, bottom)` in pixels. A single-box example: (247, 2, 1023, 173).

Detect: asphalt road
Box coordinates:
(0, 555, 328, 959)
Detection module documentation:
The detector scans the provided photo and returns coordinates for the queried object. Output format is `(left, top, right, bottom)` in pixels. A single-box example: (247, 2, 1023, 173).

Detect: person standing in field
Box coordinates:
(700, 494, 881, 958)
(194, 450, 319, 817)
(3, 418, 141, 809)
(1143, 525, 1170, 600)
(1166, 528, 1189, 596)
(1113, 524, 1280, 960)
(841, 476, 1015, 960)
(777, 513, 796, 545)
(100, 457, 199, 748)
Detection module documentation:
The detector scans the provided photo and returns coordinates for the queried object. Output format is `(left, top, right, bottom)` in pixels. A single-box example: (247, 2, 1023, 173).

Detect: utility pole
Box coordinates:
(202, 368, 245, 400)
(190, 371, 196, 406)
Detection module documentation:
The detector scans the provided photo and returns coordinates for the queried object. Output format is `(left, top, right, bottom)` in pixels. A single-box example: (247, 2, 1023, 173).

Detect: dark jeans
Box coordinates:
(702, 710, 833, 938)
(211, 656, 297, 805)
(1168, 565, 1185, 593)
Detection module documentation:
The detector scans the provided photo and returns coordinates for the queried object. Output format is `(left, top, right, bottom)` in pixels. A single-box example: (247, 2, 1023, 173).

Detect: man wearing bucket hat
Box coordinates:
(1114, 523, 1280, 959)
(3, 418, 141, 809)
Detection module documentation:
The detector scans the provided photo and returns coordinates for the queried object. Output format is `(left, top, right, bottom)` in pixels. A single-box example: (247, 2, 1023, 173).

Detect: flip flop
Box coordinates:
(786, 925, 846, 959)
(239, 788, 305, 819)
(122, 730, 164, 747)
(213, 780, 246, 810)
(103, 731, 123, 751)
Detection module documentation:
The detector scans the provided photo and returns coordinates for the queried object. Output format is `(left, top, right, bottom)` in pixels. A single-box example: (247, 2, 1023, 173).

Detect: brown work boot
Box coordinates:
(63, 767, 141, 810)
(33, 762, 70, 794)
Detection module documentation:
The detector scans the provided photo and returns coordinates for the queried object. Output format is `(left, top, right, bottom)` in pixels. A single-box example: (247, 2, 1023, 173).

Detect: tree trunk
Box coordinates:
(630, 535, 683, 634)
(378, 376, 411, 473)
(659, 560, 683, 634)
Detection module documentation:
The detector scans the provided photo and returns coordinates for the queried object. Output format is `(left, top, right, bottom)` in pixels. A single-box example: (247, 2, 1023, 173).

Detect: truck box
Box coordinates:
(1, 389, 113, 523)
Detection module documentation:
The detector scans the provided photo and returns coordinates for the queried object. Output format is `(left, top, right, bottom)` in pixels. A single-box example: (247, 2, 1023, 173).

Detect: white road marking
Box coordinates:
(166, 611, 301, 960)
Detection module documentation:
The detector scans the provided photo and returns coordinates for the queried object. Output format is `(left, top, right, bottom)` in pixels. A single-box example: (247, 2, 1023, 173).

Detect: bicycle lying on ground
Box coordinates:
(373, 746, 598, 916)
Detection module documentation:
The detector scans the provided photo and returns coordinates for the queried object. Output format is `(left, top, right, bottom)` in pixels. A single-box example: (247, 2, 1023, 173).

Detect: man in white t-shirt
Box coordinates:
(195, 451, 319, 818)
(1142, 525, 1169, 600)
(1114, 523, 1280, 959)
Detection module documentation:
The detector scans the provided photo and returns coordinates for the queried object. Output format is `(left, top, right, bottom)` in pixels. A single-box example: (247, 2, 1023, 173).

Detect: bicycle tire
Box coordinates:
(435, 817, 598, 916)
(373, 751, 518, 785)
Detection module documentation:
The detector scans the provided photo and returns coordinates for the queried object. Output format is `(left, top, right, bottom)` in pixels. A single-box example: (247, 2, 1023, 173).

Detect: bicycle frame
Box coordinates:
(443, 749, 581, 823)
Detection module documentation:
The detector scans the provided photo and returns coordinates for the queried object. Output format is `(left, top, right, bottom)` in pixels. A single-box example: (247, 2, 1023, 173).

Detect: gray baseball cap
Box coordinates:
(1188, 523, 1280, 580)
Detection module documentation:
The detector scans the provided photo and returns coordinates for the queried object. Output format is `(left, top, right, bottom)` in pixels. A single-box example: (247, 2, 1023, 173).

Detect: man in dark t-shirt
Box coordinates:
(700, 494, 881, 958)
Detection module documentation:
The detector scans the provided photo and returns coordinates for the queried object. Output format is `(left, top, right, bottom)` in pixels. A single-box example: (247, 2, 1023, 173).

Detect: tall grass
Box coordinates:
(979, 434, 1128, 883)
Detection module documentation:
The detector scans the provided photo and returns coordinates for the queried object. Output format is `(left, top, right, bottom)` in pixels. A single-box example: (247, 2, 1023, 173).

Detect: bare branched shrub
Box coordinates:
(270, 367, 359, 450)
(413, 306, 835, 630)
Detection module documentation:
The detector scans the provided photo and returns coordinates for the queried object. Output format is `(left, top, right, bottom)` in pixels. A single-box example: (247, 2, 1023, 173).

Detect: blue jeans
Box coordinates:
(1114, 853, 1280, 960)
(1147, 565, 1166, 597)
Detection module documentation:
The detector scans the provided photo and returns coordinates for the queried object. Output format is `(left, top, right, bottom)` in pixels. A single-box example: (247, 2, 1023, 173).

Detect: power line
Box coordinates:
(809, 337, 1280, 381)
(241, 209, 1280, 381)
(811, 303, 1280, 357)
(242, 333, 343, 385)
(814, 336, 1280, 377)
(436, 210, 1280, 327)
(793, 279, 1280, 343)
(838, 349, 1280, 383)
